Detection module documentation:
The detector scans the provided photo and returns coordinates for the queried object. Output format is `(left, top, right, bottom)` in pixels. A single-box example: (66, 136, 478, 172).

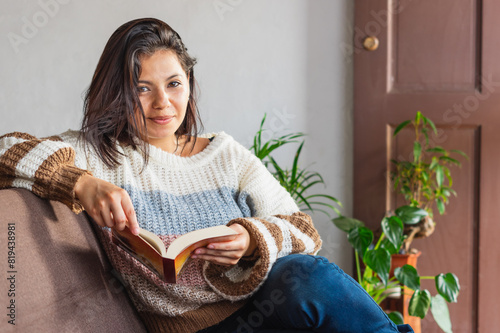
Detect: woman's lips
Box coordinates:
(149, 116, 173, 125)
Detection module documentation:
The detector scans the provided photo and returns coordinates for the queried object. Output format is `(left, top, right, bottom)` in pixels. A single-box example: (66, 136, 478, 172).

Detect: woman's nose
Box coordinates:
(152, 89, 171, 109)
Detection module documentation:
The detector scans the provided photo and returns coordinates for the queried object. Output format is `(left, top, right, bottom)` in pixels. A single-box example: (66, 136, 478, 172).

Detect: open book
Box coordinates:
(111, 225, 238, 283)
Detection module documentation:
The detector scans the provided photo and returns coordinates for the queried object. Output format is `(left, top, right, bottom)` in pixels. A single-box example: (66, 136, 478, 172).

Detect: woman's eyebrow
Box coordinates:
(138, 74, 182, 84)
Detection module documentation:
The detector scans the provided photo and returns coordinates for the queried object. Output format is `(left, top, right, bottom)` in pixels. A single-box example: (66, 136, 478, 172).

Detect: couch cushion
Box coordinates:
(0, 189, 146, 332)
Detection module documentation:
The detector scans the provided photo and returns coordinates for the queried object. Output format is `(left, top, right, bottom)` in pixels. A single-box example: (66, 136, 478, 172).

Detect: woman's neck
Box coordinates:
(148, 135, 210, 157)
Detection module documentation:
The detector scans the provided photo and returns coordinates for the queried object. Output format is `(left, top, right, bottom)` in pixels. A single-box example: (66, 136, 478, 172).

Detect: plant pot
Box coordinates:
(382, 252, 422, 333)
(381, 285, 402, 299)
(390, 251, 421, 276)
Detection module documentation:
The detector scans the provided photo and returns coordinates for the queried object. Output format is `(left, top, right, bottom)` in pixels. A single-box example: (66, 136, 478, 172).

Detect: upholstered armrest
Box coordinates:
(0, 189, 146, 332)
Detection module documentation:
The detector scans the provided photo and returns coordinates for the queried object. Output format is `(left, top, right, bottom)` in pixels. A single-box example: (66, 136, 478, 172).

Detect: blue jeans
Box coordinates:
(199, 254, 414, 333)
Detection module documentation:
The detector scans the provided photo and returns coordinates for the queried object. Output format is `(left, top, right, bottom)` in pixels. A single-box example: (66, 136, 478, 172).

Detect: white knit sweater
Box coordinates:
(0, 130, 322, 333)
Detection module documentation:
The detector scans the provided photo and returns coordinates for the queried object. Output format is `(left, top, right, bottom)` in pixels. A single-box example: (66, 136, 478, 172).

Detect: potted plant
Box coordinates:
(333, 213, 460, 333)
(332, 111, 466, 331)
(391, 111, 467, 253)
(382, 111, 467, 330)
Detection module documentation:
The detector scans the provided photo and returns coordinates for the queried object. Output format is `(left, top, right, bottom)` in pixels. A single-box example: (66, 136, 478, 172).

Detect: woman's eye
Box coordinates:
(137, 86, 149, 93)
(169, 81, 181, 88)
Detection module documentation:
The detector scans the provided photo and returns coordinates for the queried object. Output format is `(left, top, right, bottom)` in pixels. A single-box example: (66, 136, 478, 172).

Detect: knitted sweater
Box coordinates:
(0, 130, 322, 333)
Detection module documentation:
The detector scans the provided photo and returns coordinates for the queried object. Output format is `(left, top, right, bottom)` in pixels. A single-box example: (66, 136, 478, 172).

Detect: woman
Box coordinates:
(0, 18, 413, 333)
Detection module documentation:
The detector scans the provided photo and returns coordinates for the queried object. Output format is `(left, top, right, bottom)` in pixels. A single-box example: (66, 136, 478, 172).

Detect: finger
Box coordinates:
(100, 206, 115, 228)
(193, 248, 242, 259)
(206, 238, 247, 252)
(110, 201, 127, 231)
(121, 195, 140, 235)
(192, 253, 239, 266)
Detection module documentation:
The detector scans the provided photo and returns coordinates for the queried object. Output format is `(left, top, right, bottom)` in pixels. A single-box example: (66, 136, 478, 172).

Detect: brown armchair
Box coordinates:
(0, 188, 146, 332)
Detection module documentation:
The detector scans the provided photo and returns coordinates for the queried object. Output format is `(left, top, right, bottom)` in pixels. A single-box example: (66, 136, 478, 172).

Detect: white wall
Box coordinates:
(0, 0, 354, 273)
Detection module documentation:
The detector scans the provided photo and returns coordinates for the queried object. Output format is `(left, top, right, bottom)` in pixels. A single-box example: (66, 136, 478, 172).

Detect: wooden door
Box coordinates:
(353, 1, 500, 332)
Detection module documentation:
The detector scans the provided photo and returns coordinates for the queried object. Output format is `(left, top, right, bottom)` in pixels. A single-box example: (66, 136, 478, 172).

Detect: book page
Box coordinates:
(139, 228, 167, 257)
(166, 225, 237, 259)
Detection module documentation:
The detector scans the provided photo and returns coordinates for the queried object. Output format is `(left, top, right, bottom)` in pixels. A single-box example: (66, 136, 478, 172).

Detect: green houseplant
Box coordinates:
(333, 212, 460, 332)
(391, 111, 467, 252)
(250, 114, 341, 218)
(332, 111, 466, 332)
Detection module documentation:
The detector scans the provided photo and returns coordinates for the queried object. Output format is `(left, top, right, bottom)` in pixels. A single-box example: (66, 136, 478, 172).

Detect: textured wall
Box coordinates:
(0, 0, 354, 272)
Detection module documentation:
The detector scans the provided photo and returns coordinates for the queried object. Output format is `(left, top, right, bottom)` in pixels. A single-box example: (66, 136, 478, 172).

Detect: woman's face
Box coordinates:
(136, 49, 190, 151)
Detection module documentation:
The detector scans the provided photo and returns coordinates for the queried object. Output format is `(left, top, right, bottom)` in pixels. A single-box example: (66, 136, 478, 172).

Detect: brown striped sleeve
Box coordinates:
(0, 132, 38, 141)
(0, 132, 91, 213)
(275, 211, 323, 254)
(203, 212, 322, 301)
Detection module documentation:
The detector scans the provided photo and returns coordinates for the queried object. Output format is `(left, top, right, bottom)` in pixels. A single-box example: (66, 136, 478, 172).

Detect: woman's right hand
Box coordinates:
(74, 174, 140, 235)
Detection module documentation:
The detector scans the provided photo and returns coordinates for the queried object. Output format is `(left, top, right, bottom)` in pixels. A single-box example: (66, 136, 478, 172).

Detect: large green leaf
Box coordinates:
(421, 170, 429, 182)
(436, 198, 445, 215)
(429, 156, 439, 170)
(333, 216, 365, 233)
(380, 238, 399, 255)
(364, 248, 391, 286)
(436, 165, 444, 187)
(422, 127, 430, 145)
(408, 289, 431, 318)
(348, 227, 373, 258)
(439, 156, 460, 166)
(395, 205, 428, 225)
(424, 115, 438, 134)
(451, 149, 468, 160)
(430, 295, 453, 333)
(426, 146, 447, 154)
(436, 273, 460, 303)
(442, 186, 457, 197)
(381, 216, 404, 249)
(393, 120, 412, 136)
(387, 311, 404, 326)
(394, 264, 420, 291)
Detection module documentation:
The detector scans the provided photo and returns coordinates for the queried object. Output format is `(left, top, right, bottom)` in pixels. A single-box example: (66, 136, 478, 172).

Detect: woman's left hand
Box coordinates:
(191, 223, 257, 266)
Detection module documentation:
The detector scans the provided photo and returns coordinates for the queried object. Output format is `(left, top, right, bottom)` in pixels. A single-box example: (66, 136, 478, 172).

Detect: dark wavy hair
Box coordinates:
(81, 18, 201, 168)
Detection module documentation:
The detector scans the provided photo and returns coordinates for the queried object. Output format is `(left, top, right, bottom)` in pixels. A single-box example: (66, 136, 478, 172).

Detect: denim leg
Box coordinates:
(254, 254, 402, 332)
(200, 254, 413, 333)
(396, 324, 414, 332)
